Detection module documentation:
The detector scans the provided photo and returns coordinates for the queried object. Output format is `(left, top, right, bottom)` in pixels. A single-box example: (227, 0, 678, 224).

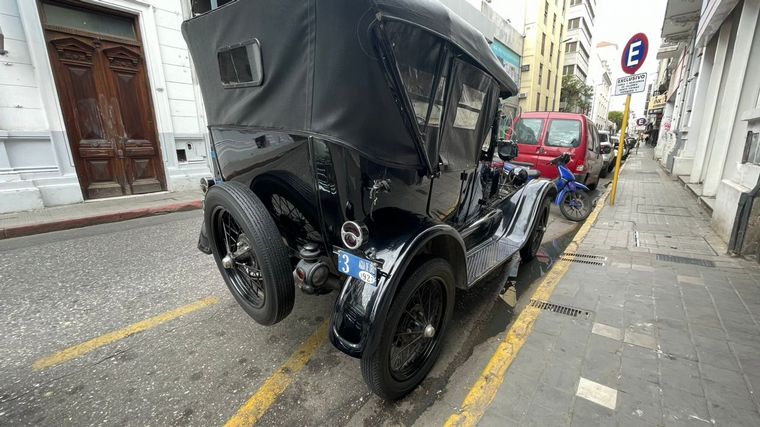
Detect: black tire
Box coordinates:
(559, 190, 593, 222)
(361, 258, 455, 400)
(252, 172, 321, 247)
(599, 165, 609, 178)
(205, 181, 295, 325)
(520, 196, 550, 261)
(585, 173, 598, 191)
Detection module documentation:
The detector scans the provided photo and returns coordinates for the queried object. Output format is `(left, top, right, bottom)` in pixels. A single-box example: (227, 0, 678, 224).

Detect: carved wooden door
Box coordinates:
(43, 6, 165, 199)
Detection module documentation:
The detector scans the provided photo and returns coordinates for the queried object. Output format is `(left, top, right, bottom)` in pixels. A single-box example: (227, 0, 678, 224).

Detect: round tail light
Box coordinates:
(340, 221, 368, 250)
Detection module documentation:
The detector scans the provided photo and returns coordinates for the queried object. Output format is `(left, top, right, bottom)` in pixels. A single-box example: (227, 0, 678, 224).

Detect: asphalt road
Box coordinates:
(0, 178, 609, 426)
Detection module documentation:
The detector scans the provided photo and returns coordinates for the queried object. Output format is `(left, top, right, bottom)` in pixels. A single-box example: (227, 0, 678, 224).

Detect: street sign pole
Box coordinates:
(610, 32, 649, 206)
(610, 94, 631, 205)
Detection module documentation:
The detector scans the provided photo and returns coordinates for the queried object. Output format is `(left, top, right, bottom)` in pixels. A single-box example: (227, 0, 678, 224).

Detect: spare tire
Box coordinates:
(204, 181, 295, 325)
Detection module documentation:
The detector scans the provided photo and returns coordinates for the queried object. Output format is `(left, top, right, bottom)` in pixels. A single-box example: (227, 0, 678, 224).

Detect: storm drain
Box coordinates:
(560, 252, 606, 266)
(655, 253, 716, 267)
(529, 299, 592, 319)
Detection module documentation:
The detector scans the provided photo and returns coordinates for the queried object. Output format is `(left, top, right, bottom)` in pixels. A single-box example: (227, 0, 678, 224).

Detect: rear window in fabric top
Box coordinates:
(218, 40, 263, 87)
(546, 119, 581, 147)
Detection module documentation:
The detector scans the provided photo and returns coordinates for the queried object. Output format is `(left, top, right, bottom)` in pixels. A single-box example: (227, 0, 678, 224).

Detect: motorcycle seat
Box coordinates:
(525, 169, 541, 179)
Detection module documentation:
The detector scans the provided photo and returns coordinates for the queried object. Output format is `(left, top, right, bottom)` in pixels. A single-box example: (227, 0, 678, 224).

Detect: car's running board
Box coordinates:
(465, 236, 520, 287)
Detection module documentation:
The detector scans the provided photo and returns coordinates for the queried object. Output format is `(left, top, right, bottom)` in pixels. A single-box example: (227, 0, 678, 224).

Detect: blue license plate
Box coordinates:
(337, 250, 377, 284)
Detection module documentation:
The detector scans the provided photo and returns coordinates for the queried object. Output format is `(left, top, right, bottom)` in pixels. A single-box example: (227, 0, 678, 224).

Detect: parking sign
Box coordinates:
(621, 33, 649, 75)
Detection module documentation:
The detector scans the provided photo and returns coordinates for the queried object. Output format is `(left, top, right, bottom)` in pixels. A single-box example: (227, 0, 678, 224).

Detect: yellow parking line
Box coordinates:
(224, 319, 329, 427)
(444, 189, 609, 427)
(33, 296, 219, 371)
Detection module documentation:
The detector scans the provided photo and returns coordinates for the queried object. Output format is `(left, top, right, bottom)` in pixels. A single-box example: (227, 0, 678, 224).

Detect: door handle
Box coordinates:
(117, 149, 124, 158)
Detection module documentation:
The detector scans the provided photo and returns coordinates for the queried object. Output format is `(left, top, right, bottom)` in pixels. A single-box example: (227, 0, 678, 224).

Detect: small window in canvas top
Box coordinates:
(218, 39, 263, 88)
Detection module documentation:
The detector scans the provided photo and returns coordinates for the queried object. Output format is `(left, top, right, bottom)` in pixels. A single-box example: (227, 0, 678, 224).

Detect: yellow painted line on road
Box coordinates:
(444, 189, 610, 427)
(224, 319, 329, 427)
(33, 296, 219, 371)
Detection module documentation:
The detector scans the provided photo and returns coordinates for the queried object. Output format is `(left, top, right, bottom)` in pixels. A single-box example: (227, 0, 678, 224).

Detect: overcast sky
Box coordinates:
(592, 0, 668, 116)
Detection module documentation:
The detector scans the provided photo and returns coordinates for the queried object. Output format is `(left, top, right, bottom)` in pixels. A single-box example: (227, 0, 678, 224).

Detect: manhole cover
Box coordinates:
(529, 300, 592, 319)
(655, 254, 716, 267)
(636, 205, 691, 217)
(560, 252, 606, 266)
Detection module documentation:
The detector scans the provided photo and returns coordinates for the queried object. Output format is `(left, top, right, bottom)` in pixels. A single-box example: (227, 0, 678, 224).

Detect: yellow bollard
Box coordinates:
(609, 94, 631, 205)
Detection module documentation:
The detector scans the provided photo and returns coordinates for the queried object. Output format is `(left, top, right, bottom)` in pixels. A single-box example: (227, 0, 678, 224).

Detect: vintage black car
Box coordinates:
(183, 0, 554, 399)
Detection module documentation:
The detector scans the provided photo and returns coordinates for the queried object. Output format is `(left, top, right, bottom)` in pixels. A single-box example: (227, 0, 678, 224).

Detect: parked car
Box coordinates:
(600, 141, 613, 177)
(184, 0, 554, 400)
(612, 136, 630, 160)
(508, 112, 604, 190)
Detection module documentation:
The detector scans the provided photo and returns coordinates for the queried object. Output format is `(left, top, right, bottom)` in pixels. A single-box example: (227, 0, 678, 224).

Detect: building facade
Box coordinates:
(0, 0, 212, 214)
(655, 0, 760, 256)
(517, 0, 568, 112)
(587, 47, 612, 129)
(447, 0, 525, 124)
(562, 0, 595, 82)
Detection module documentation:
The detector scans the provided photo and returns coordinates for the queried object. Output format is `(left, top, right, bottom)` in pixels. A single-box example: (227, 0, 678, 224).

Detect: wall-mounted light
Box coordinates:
(0, 25, 8, 55)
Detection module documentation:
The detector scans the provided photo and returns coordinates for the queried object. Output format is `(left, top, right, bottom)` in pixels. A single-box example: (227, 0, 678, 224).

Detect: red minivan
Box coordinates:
(506, 112, 604, 189)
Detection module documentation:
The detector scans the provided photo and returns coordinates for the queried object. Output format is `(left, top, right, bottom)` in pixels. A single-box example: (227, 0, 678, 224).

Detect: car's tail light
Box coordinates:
(341, 221, 368, 250)
(577, 163, 586, 172)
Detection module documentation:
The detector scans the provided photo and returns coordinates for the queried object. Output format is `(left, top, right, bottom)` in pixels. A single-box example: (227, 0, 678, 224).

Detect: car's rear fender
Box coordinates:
(329, 210, 466, 358)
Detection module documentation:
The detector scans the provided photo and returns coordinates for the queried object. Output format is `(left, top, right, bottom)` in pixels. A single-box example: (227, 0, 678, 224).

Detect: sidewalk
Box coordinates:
(0, 190, 201, 239)
(482, 149, 760, 426)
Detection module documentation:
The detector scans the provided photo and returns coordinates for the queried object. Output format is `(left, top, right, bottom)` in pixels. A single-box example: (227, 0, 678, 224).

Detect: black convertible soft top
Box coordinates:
(182, 0, 517, 169)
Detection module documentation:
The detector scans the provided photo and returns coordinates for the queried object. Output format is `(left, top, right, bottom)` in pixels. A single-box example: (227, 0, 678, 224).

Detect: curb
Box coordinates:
(0, 200, 202, 240)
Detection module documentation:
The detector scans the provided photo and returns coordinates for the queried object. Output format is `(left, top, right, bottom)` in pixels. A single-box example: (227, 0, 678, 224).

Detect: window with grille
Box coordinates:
(541, 33, 546, 55)
(539, 64, 543, 85)
(743, 131, 760, 165)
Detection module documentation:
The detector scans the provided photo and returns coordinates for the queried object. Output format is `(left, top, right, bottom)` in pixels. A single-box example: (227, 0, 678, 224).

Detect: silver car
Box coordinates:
(600, 141, 613, 177)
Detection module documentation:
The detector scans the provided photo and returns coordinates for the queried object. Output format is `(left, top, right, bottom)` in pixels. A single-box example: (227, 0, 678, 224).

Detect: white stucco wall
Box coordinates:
(0, 0, 210, 213)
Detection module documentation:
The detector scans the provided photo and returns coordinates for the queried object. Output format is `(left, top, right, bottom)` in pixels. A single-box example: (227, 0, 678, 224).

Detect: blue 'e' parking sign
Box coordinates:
(621, 33, 649, 75)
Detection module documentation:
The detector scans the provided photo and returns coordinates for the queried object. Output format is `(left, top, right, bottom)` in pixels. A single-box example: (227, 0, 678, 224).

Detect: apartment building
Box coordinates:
(515, 0, 568, 112)
(562, 0, 596, 82)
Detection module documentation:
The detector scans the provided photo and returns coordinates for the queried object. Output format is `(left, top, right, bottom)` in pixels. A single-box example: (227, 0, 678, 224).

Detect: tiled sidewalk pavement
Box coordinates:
(482, 149, 760, 426)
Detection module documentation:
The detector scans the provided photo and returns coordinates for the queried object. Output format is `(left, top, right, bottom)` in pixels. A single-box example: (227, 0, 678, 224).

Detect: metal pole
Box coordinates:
(610, 94, 631, 205)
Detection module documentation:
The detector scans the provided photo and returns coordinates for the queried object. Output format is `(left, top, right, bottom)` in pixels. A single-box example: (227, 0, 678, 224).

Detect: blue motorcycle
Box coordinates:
(500, 152, 592, 222)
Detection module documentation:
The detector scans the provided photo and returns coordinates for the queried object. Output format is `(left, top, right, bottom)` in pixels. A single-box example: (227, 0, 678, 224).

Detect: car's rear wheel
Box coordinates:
(521, 196, 550, 261)
(205, 182, 295, 325)
(361, 258, 455, 400)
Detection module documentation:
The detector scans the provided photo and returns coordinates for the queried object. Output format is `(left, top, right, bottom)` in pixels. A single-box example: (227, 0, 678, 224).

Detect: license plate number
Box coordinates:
(337, 251, 377, 284)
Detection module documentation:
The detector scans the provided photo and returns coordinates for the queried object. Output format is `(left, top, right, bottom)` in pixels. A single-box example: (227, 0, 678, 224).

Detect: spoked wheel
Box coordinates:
(212, 209, 265, 308)
(269, 194, 322, 244)
(559, 190, 592, 222)
(521, 196, 551, 261)
(361, 258, 455, 400)
(205, 182, 295, 325)
(252, 173, 322, 248)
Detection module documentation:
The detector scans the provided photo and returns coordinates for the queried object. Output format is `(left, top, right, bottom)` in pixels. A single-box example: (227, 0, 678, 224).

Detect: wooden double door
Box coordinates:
(43, 5, 166, 199)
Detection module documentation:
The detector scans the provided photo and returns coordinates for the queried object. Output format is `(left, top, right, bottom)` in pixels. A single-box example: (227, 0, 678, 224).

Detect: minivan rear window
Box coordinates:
(546, 119, 581, 147)
(510, 118, 544, 145)
(598, 133, 609, 143)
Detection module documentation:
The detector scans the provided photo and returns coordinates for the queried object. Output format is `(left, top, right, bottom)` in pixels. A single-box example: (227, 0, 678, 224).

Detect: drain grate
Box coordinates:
(560, 252, 606, 266)
(655, 253, 716, 267)
(529, 299, 591, 319)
